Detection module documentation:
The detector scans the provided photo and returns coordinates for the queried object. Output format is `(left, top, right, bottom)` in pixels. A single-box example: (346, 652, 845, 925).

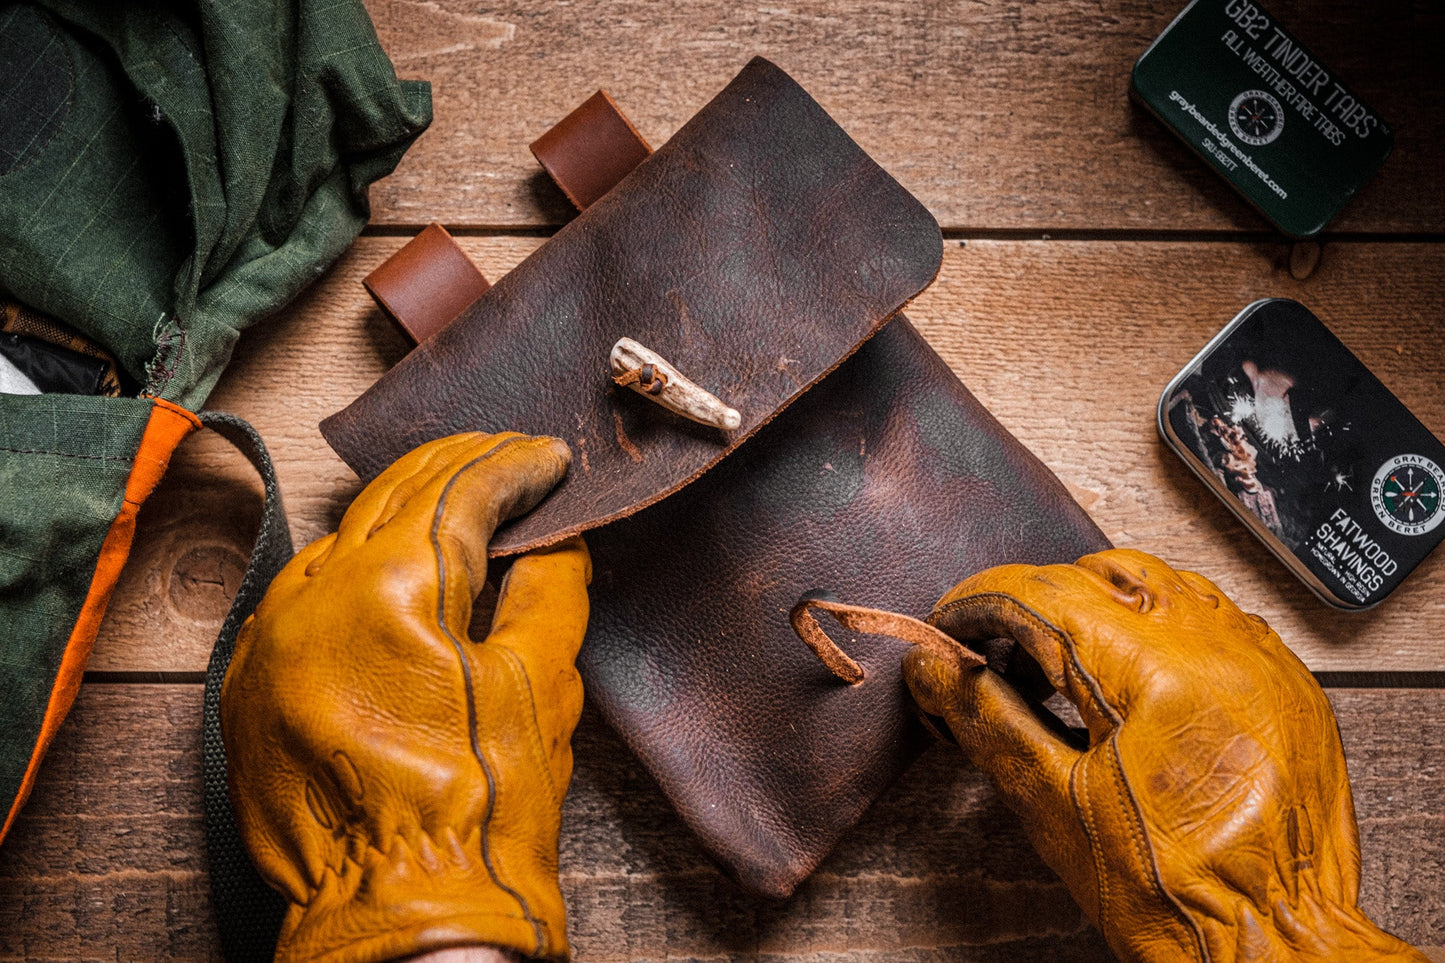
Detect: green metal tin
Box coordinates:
(1132, 0, 1392, 237)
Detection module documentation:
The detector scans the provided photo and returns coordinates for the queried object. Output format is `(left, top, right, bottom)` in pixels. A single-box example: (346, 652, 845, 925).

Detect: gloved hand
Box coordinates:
(904, 549, 1425, 963)
(221, 432, 590, 963)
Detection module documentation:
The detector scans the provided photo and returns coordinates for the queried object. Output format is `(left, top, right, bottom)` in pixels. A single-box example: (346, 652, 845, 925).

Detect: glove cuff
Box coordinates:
(1278, 909, 1430, 963)
(1178, 902, 1429, 963)
(272, 828, 568, 963)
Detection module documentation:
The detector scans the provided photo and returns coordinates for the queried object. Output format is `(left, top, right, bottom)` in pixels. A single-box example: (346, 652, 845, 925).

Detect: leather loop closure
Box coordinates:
(790, 595, 985, 685)
(613, 365, 667, 393)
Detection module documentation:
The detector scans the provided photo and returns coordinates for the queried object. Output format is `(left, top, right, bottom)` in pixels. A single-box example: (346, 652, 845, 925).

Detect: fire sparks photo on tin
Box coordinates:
(1159, 299, 1445, 609)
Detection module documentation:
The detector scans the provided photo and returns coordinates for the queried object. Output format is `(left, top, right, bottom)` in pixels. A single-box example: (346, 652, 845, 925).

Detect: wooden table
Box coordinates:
(2, 1, 1441, 959)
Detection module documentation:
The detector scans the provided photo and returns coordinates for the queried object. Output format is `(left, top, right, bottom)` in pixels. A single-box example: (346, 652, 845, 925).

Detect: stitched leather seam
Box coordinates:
(1074, 759, 1111, 939)
(1058, 615, 1207, 961)
(431, 438, 546, 956)
(1104, 736, 1162, 946)
(1104, 735, 1210, 962)
(933, 591, 1207, 960)
(928, 592, 1121, 726)
(498, 645, 565, 809)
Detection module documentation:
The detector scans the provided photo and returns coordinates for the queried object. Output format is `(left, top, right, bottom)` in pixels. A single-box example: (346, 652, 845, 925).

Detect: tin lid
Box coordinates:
(1132, 0, 1392, 238)
(1158, 299, 1445, 610)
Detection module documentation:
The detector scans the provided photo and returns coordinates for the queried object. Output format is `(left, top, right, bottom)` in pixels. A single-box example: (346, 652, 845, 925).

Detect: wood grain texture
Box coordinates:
(11, 5, 1443, 962)
(94, 236, 1445, 673)
(362, 0, 1445, 233)
(0, 685, 1438, 960)
(910, 238, 1445, 669)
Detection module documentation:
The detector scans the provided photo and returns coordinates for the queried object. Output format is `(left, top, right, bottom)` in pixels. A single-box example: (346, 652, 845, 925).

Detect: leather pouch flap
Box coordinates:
(320, 58, 942, 554)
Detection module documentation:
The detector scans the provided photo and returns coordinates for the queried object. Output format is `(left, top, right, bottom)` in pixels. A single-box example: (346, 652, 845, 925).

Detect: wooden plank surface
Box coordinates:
(94, 237, 1445, 673)
(0, 685, 1438, 961)
(363, 0, 1445, 232)
(11, 1, 1445, 959)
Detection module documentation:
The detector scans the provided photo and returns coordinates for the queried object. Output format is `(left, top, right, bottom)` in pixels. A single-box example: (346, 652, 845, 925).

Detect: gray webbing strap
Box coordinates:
(199, 412, 291, 961)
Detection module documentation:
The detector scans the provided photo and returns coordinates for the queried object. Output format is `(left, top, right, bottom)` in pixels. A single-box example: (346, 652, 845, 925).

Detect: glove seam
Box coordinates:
(965, 592, 1203, 956)
(430, 445, 548, 956)
(929, 593, 1123, 726)
(1104, 734, 1211, 962)
(1073, 756, 1111, 940)
(499, 645, 565, 810)
(939, 591, 1211, 962)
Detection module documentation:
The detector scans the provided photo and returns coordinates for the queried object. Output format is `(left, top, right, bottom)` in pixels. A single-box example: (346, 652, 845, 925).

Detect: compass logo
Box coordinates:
(1228, 89, 1285, 147)
(1370, 454, 1445, 536)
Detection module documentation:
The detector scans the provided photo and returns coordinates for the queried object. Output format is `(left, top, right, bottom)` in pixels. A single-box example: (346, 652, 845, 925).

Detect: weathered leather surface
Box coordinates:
(322, 57, 1109, 896)
(584, 318, 1108, 895)
(321, 59, 943, 554)
(222, 434, 586, 962)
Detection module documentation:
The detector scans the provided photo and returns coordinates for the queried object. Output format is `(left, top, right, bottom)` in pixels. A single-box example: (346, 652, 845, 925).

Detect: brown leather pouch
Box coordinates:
(321, 57, 1108, 897)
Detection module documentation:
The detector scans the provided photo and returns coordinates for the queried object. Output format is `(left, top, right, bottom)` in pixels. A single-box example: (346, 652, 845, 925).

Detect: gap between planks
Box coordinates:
(359, 224, 1445, 244)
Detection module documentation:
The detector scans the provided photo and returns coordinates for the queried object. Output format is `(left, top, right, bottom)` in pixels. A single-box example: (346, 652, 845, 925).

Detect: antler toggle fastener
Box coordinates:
(610, 337, 741, 431)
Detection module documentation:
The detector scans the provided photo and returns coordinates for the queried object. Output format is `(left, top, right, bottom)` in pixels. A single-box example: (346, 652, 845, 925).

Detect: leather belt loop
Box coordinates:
(363, 222, 491, 346)
(364, 90, 654, 350)
(530, 90, 653, 212)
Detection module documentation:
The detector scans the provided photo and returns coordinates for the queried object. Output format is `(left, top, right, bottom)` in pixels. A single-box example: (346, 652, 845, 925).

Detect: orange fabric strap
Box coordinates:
(0, 397, 199, 843)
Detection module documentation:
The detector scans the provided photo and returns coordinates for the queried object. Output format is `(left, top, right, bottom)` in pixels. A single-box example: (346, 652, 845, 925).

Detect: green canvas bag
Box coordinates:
(0, 0, 429, 876)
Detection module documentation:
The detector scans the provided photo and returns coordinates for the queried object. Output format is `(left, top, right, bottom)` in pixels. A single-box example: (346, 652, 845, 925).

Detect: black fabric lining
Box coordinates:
(0, 331, 108, 394)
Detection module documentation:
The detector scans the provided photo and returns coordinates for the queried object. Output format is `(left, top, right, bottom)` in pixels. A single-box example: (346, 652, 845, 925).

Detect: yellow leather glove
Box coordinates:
(221, 433, 590, 963)
(904, 549, 1425, 963)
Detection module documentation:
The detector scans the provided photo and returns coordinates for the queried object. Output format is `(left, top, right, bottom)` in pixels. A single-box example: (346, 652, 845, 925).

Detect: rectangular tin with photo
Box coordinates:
(1158, 299, 1445, 609)
(1131, 0, 1392, 237)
